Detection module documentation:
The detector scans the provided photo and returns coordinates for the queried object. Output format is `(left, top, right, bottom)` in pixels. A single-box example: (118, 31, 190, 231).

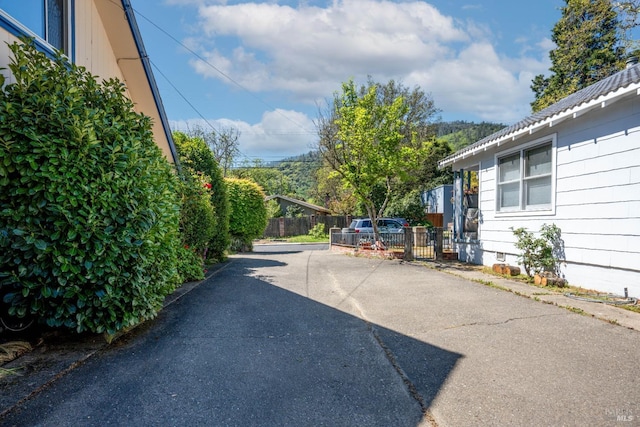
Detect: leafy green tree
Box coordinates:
(173, 131, 230, 261)
(384, 189, 428, 226)
(531, 0, 625, 112)
(225, 178, 268, 251)
(317, 79, 423, 238)
(311, 164, 360, 216)
(0, 39, 180, 334)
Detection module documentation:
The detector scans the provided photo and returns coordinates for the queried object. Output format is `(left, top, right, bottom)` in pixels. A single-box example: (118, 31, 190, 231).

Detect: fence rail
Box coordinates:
(330, 227, 451, 261)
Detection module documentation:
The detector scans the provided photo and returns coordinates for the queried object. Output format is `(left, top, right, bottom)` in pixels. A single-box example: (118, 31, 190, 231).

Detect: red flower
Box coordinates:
(204, 182, 212, 190)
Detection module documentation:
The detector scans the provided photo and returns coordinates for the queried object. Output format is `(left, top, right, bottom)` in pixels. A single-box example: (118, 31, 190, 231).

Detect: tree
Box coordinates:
(185, 125, 240, 177)
(311, 164, 360, 216)
(531, 0, 625, 112)
(615, 0, 640, 54)
(316, 79, 424, 240)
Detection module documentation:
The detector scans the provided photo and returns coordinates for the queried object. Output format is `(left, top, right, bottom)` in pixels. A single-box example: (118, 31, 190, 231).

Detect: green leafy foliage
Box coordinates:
(0, 39, 180, 334)
(318, 79, 422, 236)
(177, 172, 216, 255)
(511, 224, 564, 277)
(384, 189, 428, 226)
(308, 223, 327, 239)
(531, 0, 625, 112)
(175, 245, 205, 282)
(266, 199, 283, 218)
(225, 178, 268, 251)
(173, 131, 229, 261)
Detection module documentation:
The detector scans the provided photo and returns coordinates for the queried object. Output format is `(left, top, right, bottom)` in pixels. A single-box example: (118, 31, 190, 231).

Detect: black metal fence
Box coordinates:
(330, 227, 450, 260)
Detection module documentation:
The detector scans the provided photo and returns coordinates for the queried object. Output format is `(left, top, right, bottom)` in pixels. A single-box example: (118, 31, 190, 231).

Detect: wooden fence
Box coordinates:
(263, 215, 350, 238)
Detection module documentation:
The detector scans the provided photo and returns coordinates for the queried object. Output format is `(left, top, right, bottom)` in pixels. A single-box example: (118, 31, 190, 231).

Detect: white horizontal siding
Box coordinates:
(468, 93, 640, 296)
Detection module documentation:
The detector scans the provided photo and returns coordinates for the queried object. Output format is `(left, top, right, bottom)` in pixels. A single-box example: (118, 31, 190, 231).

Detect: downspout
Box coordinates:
(121, 0, 181, 171)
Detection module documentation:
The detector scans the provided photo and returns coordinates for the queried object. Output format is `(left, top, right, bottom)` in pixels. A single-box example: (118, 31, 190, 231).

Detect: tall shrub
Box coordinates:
(176, 172, 216, 282)
(225, 178, 268, 251)
(173, 132, 229, 261)
(0, 39, 180, 334)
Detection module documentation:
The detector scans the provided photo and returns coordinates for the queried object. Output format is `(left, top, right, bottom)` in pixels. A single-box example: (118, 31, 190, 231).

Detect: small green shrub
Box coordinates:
(308, 223, 327, 239)
(511, 224, 563, 277)
(0, 39, 180, 334)
(225, 178, 268, 251)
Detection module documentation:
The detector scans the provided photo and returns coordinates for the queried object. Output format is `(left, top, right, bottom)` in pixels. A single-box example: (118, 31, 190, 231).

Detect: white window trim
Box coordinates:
(495, 133, 557, 217)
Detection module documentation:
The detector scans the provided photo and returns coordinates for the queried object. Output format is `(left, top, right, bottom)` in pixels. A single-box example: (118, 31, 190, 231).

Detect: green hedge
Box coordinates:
(173, 132, 229, 261)
(225, 178, 268, 251)
(0, 39, 180, 334)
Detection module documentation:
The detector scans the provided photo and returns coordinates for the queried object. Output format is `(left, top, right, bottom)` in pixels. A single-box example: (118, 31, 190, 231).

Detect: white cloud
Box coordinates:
(189, 0, 467, 100)
(170, 0, 556, 154)
(170, 109, 317, 161)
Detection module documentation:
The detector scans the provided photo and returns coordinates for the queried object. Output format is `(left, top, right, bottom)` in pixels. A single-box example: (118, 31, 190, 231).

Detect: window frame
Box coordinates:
(495, 134, 556, 217)
(0, 0, 74, 60)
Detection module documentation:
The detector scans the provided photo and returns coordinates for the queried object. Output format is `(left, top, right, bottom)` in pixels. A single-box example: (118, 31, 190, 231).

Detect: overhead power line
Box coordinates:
(128, 3, 315, 135)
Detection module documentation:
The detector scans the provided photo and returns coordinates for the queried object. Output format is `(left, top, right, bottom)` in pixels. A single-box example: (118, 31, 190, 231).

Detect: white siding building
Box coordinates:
(439, 62, 640, 297)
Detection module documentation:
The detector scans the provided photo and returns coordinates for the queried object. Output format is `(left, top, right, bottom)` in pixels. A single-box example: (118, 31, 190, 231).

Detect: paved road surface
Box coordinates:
(2, 245, 639, 426)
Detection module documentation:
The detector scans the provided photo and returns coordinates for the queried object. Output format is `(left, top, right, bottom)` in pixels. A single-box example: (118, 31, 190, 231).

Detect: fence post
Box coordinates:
(435, 227, 444, 260)
(403, 227, 414, 261)
(329, 227, 340, 248)
(279, 217, 285, 237)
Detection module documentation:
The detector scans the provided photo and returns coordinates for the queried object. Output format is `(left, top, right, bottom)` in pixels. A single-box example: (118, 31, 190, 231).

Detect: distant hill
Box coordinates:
(268, 151, 322, 200)
(436, 120, 506, 151)
(268, 121, 505, 201)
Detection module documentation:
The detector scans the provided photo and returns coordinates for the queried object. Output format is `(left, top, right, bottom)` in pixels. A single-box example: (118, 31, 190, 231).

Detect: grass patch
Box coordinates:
(257, 235, 329, 244)
(0, 341, 32, 366)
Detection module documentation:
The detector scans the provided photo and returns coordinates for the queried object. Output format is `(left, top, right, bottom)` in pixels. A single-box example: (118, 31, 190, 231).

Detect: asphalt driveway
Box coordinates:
(2, 245, 639, 426)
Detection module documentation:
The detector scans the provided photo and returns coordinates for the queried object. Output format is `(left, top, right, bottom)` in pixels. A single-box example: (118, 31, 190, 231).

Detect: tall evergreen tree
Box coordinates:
(531, 0, 625, 112)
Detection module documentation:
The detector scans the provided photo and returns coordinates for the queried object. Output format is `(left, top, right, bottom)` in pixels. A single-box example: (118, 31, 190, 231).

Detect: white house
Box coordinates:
(0, 0, 177, 163)
(439, 61, 640, 298)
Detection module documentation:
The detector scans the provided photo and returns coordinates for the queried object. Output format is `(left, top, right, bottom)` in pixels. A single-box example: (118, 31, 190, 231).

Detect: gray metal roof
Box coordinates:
(440, 63, 640, 166)
(265, 195, 332, 214)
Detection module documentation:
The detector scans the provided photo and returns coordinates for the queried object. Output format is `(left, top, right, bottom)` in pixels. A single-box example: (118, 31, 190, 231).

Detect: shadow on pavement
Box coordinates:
(1, 256, 462, 427)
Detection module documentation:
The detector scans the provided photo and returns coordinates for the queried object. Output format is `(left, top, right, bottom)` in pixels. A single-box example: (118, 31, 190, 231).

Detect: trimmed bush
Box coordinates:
(178, 171, 216, 255)
(225, 178, 268, 251)
(173, 131, 229, 261)
(174, 172, 215, 281)
(0, 39, 180, 334)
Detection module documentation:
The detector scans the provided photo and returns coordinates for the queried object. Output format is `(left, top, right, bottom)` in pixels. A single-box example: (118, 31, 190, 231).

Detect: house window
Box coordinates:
(497, 142, 553, 212)
(0, 0, 70, 54)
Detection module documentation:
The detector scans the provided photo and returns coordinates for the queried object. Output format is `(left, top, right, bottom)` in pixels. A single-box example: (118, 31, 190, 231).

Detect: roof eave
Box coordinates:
(121, 0, 180, 169)
(439, 82, 640, 169)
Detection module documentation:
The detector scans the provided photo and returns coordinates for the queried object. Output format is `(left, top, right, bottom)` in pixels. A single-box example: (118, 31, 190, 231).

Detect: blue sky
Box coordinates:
(132, 0, 565, 161)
